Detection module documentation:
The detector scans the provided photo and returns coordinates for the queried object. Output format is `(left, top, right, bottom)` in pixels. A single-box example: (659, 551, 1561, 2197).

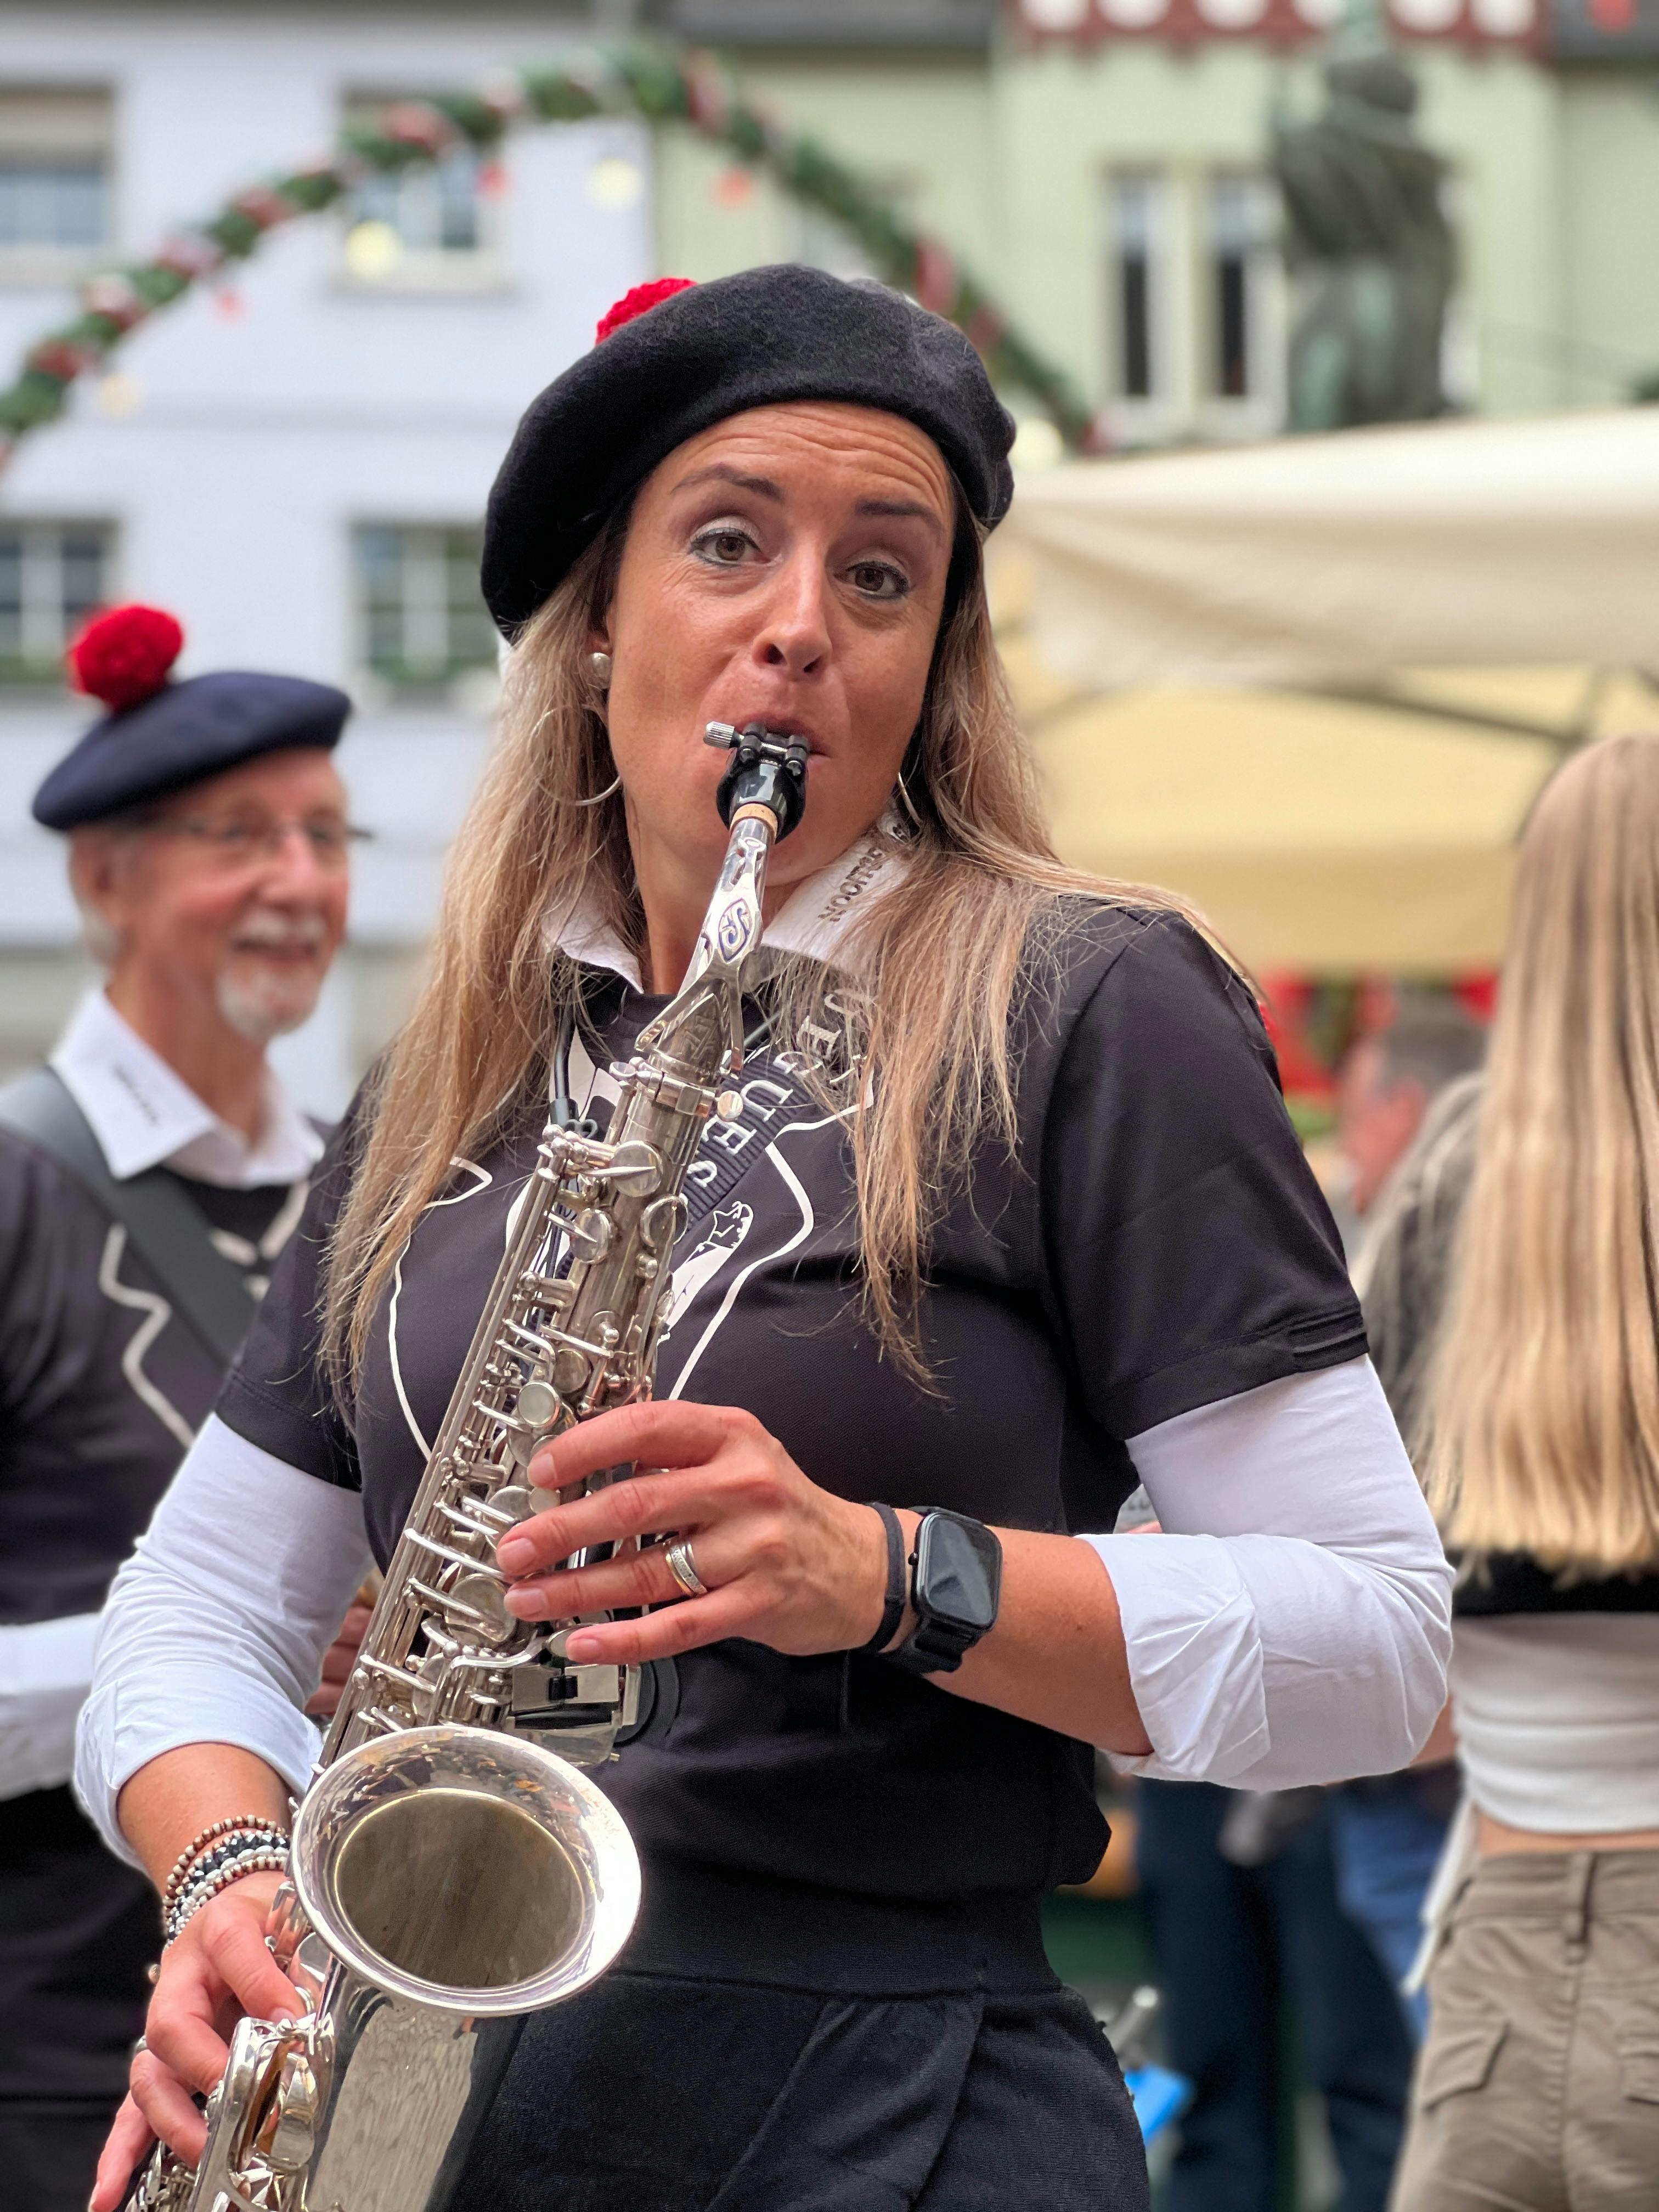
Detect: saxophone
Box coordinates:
(129, 725, 809, 2212)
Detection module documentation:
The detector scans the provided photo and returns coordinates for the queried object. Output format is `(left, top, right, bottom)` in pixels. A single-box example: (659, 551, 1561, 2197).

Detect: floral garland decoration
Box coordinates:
(0, 48, 1103, 460)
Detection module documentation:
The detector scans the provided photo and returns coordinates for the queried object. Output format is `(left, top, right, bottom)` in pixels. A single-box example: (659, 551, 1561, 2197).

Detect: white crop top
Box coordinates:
(1449, 1613, 1659, 1833)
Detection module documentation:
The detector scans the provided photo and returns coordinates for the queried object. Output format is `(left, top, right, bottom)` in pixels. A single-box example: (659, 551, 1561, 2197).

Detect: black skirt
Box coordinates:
(456, 1972, 1147, 2212)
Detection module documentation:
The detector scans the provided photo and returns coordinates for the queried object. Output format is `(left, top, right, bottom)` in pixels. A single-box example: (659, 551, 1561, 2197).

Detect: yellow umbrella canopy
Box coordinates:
(1026, 682, 1556, 977)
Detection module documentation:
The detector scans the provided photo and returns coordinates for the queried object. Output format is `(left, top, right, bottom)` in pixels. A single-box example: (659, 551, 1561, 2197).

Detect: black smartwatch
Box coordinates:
(884, 1508, 1003, 1675)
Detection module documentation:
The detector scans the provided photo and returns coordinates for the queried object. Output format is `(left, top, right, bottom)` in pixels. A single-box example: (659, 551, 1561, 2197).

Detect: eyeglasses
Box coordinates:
(144, 816, 374, 871)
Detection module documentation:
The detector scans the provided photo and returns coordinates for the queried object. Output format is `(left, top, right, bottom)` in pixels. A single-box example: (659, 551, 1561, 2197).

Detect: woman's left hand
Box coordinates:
(495, 1402, 894, 1663)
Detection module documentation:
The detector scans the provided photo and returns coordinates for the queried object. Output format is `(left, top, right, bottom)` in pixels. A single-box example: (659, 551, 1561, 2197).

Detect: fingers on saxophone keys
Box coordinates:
(503, 1544, 681, 1622)
(529, 1401, 737, 1490)
(497, 1468, 704, 1576)
(129, 2048, 209, 2165)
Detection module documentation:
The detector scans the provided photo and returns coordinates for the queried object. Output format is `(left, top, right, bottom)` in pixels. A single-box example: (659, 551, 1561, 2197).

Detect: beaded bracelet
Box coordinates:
(163, 1816, 289, 1909)
(172, 1830, 286, 1905)
(165, 1842, 290, 1945)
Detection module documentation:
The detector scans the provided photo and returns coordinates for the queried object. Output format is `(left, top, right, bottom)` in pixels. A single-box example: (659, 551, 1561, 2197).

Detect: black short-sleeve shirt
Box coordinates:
(222, 906, 1363, 1916)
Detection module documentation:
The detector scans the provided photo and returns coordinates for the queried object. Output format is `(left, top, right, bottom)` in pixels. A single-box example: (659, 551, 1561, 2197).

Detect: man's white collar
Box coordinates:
(552, 820, 912, 991)
(50, 992, 323, 1188)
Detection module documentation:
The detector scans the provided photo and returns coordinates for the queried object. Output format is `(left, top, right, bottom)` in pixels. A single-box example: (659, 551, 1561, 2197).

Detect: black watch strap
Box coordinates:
(860, 1503, 907, 1655)
(885, 1616, 979, 1675)
(884, 1508, 1002, 1677)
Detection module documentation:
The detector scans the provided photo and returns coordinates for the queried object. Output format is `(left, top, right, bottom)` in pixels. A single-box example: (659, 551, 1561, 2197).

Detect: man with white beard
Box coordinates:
(0, 603, 356, 2211)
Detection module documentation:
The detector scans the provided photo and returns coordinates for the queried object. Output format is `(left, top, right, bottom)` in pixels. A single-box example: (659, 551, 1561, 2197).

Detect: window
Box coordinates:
(337, 97, 504, 291)
(1108, 174, 1175, 409)
(0, 89, 113, 280)
(0, 522, 111, 682)
(0, 158, 103, 248)
(353, 524, 495, 690)
(1103, 169, 1285, 446)
(1113, 179, 1157, 399)
(1203, 174, 1285, 425)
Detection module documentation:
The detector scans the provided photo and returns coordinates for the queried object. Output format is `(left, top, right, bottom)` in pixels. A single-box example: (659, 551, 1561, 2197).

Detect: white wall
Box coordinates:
(0, 7, 651, 1113)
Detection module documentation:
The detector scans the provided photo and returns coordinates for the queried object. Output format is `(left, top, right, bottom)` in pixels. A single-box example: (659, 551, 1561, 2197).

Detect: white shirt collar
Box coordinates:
(551, 820, 913, 991)
(49, 991, 324, 1188)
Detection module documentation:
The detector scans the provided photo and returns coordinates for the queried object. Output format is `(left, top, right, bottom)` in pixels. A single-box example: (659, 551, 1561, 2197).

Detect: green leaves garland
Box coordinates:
(0, 48, 1101, 459)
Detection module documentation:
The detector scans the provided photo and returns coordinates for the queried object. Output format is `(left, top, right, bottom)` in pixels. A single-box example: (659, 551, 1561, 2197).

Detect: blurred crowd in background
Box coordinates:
(3, 3, 1659, 2208)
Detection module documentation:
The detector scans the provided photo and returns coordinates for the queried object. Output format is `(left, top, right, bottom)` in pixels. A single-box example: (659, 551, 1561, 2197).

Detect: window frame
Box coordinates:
(1102, 169, 1190, 448)
(0, 86, 116, 289)
(332, 94, 511, 297)
(0, 517, 117, 688)
(350, 520, 498, 701)
(1198, 170, 1286, 440)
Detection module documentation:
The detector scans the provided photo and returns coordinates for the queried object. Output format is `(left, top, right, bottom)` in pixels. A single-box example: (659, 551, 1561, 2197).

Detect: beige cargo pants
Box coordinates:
(1390, 1849, 1659, 2209)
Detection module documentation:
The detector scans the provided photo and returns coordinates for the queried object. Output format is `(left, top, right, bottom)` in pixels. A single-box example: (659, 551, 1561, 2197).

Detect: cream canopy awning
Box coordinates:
(1001, 409, 1659, 691)
(996, 410, 1659, 973)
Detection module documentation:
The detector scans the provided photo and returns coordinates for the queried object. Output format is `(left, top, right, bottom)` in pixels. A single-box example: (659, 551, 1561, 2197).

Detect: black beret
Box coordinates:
(33, 669, 352, 832)
(482, 264, 1017, 635)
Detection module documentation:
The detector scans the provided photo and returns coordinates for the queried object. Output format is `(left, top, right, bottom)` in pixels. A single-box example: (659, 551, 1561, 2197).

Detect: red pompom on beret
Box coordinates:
(595, 276, 696, 345)
(66, 603, 185, 713)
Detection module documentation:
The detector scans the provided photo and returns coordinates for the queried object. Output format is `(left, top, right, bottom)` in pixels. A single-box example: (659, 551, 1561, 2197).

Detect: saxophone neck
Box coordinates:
(639, 725, 809, 1077)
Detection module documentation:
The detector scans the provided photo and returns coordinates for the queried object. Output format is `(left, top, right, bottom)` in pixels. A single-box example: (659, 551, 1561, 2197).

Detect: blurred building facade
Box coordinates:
(658, 0, 1659, 437)
(0, 4, 651, 1112)
(2, 0, 1657, 1105)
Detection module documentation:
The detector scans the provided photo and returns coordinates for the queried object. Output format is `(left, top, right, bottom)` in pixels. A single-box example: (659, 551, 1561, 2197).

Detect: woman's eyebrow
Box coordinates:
(855, 498, 945, 535)
(673, 465, 784, 501)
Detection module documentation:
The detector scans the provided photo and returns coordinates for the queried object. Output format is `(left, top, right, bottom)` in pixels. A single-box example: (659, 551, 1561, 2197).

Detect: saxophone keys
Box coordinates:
(603, 1139, 663, 1196)
(516, 1379, 562, 1430)
(444, 1572, 517, 1645)
(566, 1209, 613, 1264)
(261, 2044, 325, 2175)
(551, 1345, 590, 1397)
(641, 1195, 687, 1252)
(488, 1485, 540, 1525)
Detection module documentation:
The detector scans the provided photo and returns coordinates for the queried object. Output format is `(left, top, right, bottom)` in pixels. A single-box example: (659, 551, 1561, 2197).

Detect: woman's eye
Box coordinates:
(848, 561, 909, 601)
(692, 526, 757, 566)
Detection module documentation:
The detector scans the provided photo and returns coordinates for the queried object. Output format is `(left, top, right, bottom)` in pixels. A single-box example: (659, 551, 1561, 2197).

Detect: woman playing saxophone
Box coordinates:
(80, 266, 1451, 2211)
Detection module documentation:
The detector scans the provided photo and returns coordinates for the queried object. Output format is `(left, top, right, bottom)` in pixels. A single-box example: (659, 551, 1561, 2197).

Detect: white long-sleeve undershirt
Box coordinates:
(75, 1357, 1450, 1863)
(1096, 1354, 1452, 1787)
(76, 1429, 371, 1864)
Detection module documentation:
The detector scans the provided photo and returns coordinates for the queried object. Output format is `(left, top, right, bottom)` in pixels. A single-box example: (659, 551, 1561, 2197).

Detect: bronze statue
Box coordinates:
(1272, 47, 1455, 431)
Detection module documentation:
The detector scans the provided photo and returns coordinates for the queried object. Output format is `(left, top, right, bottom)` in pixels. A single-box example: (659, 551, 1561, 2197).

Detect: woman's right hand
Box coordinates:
(91, 1869, 303, 2212)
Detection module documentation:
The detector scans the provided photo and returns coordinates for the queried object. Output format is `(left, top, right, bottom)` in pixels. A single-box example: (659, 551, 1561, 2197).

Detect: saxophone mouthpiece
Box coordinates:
(706, 722, 809, 840)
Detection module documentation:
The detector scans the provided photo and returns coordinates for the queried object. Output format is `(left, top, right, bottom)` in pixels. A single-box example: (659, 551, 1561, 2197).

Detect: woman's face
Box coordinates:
(597, 401, 956, 910)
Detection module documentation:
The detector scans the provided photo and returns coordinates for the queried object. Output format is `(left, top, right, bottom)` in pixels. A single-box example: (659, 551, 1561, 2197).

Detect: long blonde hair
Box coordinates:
(1424, 732, 1659, 1574)
(323, 504, 1206, 1396)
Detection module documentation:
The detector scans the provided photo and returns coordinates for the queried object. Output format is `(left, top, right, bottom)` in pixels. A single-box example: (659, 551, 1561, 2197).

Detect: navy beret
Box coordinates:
(482, 264, 1017, 636)
(34, 667, 352, 832)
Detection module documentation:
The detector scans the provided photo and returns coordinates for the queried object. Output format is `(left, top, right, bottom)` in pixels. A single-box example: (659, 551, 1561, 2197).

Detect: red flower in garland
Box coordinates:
(594, 277, 695, 344)
(66, 603, 185, 712)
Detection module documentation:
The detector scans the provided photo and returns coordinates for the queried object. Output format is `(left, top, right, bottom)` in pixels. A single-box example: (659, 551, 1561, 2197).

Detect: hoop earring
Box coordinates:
(573, 770, 622, 808)
(892, 765, 924, 835)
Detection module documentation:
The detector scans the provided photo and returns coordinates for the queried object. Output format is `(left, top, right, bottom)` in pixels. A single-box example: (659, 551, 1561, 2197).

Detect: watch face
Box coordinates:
(916, 1513, 1002, 1633)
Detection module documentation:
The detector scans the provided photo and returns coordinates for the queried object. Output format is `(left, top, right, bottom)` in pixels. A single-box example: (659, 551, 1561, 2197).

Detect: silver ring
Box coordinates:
(132, 2035, 148, 2057)
(663, 1536, 709, 1600)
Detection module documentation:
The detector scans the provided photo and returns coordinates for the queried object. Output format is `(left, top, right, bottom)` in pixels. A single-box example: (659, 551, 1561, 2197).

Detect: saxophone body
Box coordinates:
(129, 726, 809, 2212)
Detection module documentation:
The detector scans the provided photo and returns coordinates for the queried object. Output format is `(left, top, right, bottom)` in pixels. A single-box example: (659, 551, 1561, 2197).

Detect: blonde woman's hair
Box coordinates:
(1423, 732, 1659, 1575)
(324, 499, 1210, 1396)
